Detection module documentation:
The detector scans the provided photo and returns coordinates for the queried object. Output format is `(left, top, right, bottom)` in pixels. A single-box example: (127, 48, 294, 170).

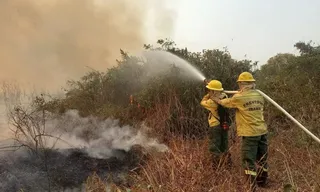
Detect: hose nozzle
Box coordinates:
(203, 79, 210, 85)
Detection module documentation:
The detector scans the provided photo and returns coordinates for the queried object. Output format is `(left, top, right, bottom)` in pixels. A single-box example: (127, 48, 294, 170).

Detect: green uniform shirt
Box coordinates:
(201, 93, 228, 127)
(220, 89, 268, 136)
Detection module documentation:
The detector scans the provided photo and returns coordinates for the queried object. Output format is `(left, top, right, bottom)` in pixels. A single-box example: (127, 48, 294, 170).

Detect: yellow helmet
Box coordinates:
(206, 80, 224, 91)
(237, 72, 256, 82)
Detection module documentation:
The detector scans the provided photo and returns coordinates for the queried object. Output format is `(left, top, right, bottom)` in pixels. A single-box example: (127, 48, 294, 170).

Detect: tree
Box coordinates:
(294, 41, 320, 55)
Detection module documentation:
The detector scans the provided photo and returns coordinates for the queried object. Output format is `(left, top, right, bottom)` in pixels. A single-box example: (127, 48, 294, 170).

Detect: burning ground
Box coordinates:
(0, 110, 167, 191)
(0, 147, 145, 191)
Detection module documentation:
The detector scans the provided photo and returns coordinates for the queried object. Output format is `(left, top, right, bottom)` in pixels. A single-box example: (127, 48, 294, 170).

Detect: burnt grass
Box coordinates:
(0, 145, 146, 192)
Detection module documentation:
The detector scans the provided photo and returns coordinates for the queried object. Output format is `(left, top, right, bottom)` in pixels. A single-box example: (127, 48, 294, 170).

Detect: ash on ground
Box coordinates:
(0, 145, 146, 192)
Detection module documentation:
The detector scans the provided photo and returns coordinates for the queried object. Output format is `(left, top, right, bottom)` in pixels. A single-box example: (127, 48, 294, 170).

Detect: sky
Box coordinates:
(162, 0, 320, 65)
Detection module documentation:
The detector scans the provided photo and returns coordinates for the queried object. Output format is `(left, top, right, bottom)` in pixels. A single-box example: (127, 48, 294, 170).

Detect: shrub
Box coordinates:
(256, 42, 320, 145)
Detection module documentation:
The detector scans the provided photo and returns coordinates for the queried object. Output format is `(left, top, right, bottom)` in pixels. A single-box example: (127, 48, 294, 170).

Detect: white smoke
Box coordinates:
(39, 110, 168, 158)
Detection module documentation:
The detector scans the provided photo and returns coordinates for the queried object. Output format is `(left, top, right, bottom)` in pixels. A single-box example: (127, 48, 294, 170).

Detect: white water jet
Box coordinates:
(141, 50, 206, 81)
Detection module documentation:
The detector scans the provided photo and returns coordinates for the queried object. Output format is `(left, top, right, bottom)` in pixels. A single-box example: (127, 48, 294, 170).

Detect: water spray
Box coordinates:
(141, 50, 206, 81)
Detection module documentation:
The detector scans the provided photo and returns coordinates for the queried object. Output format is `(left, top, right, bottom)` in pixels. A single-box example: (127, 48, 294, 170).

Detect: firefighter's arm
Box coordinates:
(213, 97, 237, 108)
(200, 94, 215, 111)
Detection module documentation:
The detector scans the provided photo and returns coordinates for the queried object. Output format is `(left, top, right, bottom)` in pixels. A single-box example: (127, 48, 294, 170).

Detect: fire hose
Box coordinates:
(223, 90, 320, 145)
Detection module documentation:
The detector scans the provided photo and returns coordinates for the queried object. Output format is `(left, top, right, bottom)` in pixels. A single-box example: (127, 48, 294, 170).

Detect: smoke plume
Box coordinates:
(0, 0, 177, 92)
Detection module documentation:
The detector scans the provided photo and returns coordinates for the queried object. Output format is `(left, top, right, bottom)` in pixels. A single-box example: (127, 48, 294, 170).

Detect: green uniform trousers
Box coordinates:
(209, 125, 228, 156)
(241, 134, 268, 177)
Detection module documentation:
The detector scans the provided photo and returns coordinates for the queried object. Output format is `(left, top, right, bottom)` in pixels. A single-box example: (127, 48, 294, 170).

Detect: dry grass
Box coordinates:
(86, 172, 108, 192)
(85, 172, 128, 192)
(86, 128, 320, 192)
(121, 129, 319, 192)
(129, 136, 250, 192)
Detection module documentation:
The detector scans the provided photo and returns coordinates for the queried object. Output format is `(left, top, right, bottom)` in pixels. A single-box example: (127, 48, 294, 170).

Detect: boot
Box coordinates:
(256, 169, 268, 187)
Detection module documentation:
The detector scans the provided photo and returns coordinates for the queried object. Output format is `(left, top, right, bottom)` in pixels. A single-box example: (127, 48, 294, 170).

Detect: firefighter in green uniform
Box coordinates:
(201, 80, 232, 167)
(213, 72, 268, 191)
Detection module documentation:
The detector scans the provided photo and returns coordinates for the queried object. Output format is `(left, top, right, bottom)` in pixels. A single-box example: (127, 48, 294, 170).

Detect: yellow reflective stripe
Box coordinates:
(262, 168, 268, 172)
(245, 170, 257, 176)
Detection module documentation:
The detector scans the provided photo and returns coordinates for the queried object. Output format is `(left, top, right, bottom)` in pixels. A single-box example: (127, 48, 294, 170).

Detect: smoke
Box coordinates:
(44, 110, 168, 158)
(147, 0, 179, 40)
(0, 109, 168, 191)
(0, 0, 178, 92)
(8, 109, 168, 158)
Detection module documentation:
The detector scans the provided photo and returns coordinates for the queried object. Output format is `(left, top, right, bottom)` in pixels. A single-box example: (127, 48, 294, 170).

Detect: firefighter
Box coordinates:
(201, 80, 232, 167)
(212, 72, 268, 191)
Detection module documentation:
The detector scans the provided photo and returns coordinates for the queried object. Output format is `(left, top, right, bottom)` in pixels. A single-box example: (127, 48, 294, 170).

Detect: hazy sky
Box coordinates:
(165, 0, 320, 65)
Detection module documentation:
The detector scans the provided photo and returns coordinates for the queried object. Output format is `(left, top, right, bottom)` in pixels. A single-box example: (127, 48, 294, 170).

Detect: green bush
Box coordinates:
(256, 41, 320, 144)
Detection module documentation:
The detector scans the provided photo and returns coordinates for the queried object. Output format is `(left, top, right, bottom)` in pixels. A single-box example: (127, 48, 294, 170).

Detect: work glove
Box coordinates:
(211, 96, 221, 104)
